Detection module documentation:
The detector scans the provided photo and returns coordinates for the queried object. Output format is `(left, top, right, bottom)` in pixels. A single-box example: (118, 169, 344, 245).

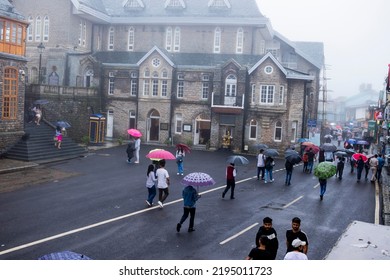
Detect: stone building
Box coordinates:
(14, 0, 324, 152)
(0, 0, 27, 152)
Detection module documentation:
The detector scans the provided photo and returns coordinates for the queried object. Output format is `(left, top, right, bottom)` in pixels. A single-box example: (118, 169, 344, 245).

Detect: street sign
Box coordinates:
(307, 119, 317, 127)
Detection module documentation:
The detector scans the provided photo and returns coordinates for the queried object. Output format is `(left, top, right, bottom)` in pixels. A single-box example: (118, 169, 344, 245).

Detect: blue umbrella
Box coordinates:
(56, 121, 71, 128)
(348, 139, 357, 145)
(38, 251, 91, 260)
(297, 138, 309, 143)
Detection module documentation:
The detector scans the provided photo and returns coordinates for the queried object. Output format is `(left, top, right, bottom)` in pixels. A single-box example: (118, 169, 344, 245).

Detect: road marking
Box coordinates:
(313, 183, 319, 188)
(219, 223, 259, 245)
(283, 195, 304, 208)
(375, 180, 380, 224)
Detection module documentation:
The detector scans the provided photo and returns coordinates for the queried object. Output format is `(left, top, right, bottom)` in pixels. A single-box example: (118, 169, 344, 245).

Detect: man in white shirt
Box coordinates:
(257, 149, 266, 180)
(156, 159, 170, 208)
(284, 238, 308, 260)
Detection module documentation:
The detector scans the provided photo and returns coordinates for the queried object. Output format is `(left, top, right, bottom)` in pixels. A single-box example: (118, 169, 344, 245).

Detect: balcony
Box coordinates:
(211, 92, 244, 115)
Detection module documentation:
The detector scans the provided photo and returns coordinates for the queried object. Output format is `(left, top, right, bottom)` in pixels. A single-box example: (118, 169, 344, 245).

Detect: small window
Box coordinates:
(251, 84, 256, 104)
(264, 66, 273, 74)
(152, 58, 161, 67)
(279, 86, 284, 105)
(249, 119, 257, 140)
(177, 73, 184, 80)
(175, 113, 182, 134)
(274, 121, 282, 142)
(202, 74, 209, 81)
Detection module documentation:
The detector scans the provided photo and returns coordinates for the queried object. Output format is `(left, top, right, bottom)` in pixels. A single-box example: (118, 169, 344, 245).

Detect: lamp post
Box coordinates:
(37, 42, 45, 84)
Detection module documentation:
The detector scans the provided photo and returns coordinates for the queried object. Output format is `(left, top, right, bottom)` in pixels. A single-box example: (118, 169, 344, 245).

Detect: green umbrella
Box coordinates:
(314, 162, 336, 180)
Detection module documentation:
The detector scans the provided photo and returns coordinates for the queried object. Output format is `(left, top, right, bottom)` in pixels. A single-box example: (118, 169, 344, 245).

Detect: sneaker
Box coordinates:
(271, 179, 274, 182)
(222, 192, 225, 199)
(177, 173, 180, 175)
(145, 200, 151, 207)
(188, 228, 195, 232)
(264, 181, 267, 183)
(176, 223, 181, 232)
(180, 173, 184, 176)
(320, 195, 323, 201)
(134, 161, 139, 164)
(158, 201, 163, 208)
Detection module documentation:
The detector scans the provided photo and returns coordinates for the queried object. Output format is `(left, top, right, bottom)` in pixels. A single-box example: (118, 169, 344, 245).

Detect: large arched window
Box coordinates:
(128, 26, 134, 51)
(35, 16, 41, 41)
(214, 27, 221, 53)
(108, 27, 114, 50)
(225, 74, 236, 96)
(27, 16, 33, 41)
(236, 27, 243, 53)
(173, 27, 180, 52)
(165, 27, 172, 52)
(43, 16, 49, 41)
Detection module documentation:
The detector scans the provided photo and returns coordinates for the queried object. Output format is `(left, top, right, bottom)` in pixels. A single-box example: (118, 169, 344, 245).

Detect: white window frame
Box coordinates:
(130, 78, 137, 96)
(291, 121, 298, 143)
(236, 27, 243, 54)
(108, 27, 114, 51)
(152, 79, 159, 96)
(225, 74, 236, 96)
(214, 27, 221, 53)
(177, 81, 184, 98)
(143, 80, 150, 96)
(108, 72, 114, 95)
(274, 121, 282, 142)
(35, 16, 41, 42)
(260, 85, 275, 104)
(27, 16, 33, 42)
(166, 27, 172, 52)
(202, 82, 209, 99)
(279, 85, 284, 105)
(251, 84, 256, 104)
(82, 21, 86, 47)
(173, 27, 180, 52)
(78, 21, 82, 46)
(175, 113, 183, 134)
(161, 80, 168, 97)
(249, 119, 257, 140)
(128, 26, 134, 51)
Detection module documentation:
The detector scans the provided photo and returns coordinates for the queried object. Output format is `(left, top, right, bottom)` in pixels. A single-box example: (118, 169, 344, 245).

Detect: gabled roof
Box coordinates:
(208, 0, 231, 9)
(0, 0, 25, 21)
(165, 0, 186, 9)
(248, 52, 286, 75)
(123, 0, 145, 10)
(137, 46, 175, 67)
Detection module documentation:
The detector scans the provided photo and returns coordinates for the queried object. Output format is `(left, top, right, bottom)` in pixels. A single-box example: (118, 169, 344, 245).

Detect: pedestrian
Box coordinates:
(318, 150, 325, 163)
(256, 149, 266, 180)
(222, 162, 236, 199)
(28, 105, 36, 123)
(246, 235, 273, 260)
(156, 159, 170, 208)
(337, 135, 343, 147)
(356, 155, 365, 182)
(306, 148, 315, 173)
(176, 185, 200, 233)
(126, 139, 135, 163)
(134, 137, 141, 164)
(286, 217, 308, 254)
(369, 154, 378, 182)
(283, 238, 308, 260)
(175, 147, 185, 175)
(285, 160, 293, 186)
(302, 152, 309, 172)
(54, 126, 62, 149)
(350, 156, 355, 173)
(264, 156, 274, 183)
(255, 217, 279, 260)
(336, 156, 345, 180)
(145, 164, 157, 207)
(324, 150, 334, 162)
(319, 178, 327, 200)
(377, 154, 385, 182)
(364, 156, 370, 181)
(34, 105, 42, 125)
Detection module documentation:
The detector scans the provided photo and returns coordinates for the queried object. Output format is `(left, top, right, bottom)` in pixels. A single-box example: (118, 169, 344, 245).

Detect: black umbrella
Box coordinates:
(255, 143, 268, 150)
(56, 121, 71, 128)
(33, 99, 49, 105)
(226, 155, 249, 165)
(264, 148, 279, 157)
(285, 153, 302, 164)
(320, 143, 337, 152)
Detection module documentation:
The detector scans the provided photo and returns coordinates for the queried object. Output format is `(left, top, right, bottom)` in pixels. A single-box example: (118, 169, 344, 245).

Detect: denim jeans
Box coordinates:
(147, 185, 156, 204)
(179, 207, 196, 229)
(285, 170, 292, 184)
(257, 166, 265, 179)
(177, 161, 184, 174)
(265, 168, 273, 182)
(320, 181, 327, 196)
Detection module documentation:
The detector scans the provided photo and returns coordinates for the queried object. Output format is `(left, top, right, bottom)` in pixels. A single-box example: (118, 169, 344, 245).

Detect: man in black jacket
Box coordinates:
(255, 216, 279, 259)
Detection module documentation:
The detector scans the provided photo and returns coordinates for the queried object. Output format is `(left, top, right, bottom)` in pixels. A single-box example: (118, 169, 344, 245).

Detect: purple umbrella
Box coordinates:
(356, 140, 369, 145)
(181, 172, 216, 187)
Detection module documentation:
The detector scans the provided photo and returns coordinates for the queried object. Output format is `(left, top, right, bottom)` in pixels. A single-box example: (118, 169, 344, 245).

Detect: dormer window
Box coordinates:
(165, 0, 186, 9)
(208, 0, 231, 9)
(123, 0, 145, 10)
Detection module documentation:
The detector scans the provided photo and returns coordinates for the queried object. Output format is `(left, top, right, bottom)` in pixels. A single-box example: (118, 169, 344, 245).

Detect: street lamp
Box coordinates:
(37, 42, 45, 84)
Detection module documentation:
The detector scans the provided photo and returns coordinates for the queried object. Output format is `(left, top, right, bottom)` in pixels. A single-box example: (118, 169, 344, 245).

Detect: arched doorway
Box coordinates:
(194, 113, 211, 145)
(147, 109, 160, 142)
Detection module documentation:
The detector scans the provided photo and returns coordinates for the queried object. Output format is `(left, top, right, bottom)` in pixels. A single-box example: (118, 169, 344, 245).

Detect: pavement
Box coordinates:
(1, 140, 390, 227)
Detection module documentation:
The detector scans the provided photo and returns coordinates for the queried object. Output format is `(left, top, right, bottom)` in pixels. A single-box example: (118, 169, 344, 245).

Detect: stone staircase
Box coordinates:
(5, 121, 87, 163)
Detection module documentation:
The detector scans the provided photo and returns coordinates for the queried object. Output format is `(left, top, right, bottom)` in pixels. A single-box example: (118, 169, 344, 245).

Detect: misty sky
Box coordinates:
(257, 0, 390, 99)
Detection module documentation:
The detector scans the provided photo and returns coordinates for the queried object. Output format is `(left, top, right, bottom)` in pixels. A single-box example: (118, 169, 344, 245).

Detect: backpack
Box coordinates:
(265, 157, 274, 169)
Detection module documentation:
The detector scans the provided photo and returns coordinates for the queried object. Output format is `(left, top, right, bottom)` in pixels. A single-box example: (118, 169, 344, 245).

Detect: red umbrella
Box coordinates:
(301, 141, 314, 146)
(305, 145, 320, 154)
(176, 143, 191, 154)
(352, 153, 368, 162)
(146, 149, 176, 160)
(127, 128, 142, 138)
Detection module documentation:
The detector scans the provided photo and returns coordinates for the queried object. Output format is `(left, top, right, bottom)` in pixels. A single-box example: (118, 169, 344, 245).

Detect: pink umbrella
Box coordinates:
(352, 153, 368, 162)
(127, 128, 142, 138)
(146, 149, 176, 160)
(305, 145, 320, 154)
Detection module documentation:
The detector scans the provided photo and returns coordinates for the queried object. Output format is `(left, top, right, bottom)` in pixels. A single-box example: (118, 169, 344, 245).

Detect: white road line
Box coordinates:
(313, 183, 319, 188)
(283, 195, 304, 208)
(219, 223, 259, 245)
(375, 181, 380, 224)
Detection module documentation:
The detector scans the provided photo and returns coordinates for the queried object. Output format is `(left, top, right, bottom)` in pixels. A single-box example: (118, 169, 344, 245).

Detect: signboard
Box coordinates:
(307, 119, 317, 127)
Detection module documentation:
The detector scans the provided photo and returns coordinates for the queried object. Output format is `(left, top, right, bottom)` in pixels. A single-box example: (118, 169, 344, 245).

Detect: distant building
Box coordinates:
(14, 0, 324, 152)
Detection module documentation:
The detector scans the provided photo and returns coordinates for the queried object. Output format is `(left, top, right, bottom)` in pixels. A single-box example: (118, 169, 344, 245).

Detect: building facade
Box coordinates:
(0, 0, 27, 152)
(14, 0, 324, 152)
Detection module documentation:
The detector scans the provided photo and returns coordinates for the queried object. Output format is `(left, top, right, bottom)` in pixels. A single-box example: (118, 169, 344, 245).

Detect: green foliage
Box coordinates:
(81, 135, 89, 146)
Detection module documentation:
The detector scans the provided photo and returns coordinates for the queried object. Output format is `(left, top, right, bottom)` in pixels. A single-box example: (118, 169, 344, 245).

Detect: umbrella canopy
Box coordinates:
(181, 172, 216, 187)
(176, 143, 191, 154)
(38, 251, 91, 260)
(255, 143, 268, 150)
(264, 148, 279, 157)
(352, 153, 368, 162)
(324, 134, 333, 139)
(127, 128, 142, 138)
(146, 149, 176, 160)
(33, 99, 49, 105)
(301, 141, 315, 147)
(285, 149, 299, 156)
(305, 145, 320, 154)
(356, 140, 369, 145)
(226, 155, 249, 165)
(320, 143, 337, 152)
(314, 162, 337, 180)
(347, 139, 357, 145)
(56, 121, 71, 128)
(334, 151, 347, 157)
(297, 138, 310, 143)
(285, 153, 302, 164)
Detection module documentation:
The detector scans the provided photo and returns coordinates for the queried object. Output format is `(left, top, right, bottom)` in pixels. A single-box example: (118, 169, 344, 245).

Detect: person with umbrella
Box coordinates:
(33, 105, 42, 125)
(306, 148, 316, 173)
(256, 149, 266, 180)
(335, 156, 345, 180)
(156, 159, 170, 208)
(175, 146, 185, 175)
(356, 155, 365, 182)
(264, 156, 275, 183)
(126, 138, 136, 163)
(285, 159, 294, 186)
(222, 162, 236, 199)
(176, 185, 200, 233)
(134, 137, 141, 164)
(314, 162, 336, 200)
(145, 164, 157, 207)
